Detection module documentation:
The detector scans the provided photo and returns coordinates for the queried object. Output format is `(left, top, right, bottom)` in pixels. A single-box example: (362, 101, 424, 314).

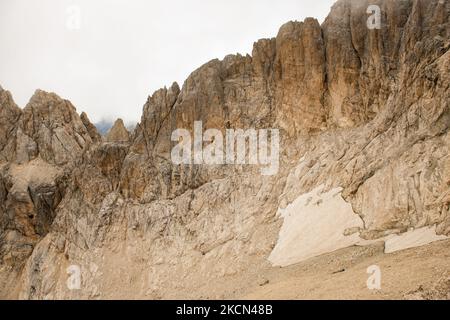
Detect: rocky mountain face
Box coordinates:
(0, 0, 449, 299)
(105, 119, 130, 143)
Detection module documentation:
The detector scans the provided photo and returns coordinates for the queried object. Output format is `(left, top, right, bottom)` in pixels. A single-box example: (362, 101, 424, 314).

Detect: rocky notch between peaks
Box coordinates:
(0, 0, 449, 299)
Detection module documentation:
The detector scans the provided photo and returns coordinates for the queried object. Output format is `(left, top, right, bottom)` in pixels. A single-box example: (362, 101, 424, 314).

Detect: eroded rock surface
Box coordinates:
(0, 90, 101, 296)
(105, 119, 130, 143)
(0, 0, 449, 299)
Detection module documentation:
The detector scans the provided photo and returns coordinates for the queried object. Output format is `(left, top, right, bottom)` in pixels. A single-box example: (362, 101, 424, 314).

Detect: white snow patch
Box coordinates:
(269, 186, 365, 267)
(384, 225, 449, 254)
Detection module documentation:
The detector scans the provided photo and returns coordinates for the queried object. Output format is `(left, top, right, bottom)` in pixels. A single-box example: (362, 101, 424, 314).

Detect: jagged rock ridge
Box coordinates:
(0, 0, 449, 299)
(105, 119, 130, 143)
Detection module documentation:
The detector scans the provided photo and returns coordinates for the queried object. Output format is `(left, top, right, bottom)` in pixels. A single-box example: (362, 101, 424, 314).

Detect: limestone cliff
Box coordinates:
(0, 0, 449, 299)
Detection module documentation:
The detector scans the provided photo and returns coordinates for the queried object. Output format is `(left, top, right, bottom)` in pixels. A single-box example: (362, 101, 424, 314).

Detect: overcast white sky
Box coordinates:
(0, 0, 336, 123)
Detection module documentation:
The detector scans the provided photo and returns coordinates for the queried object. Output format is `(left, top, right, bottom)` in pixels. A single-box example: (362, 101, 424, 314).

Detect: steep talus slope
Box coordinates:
(0, 0, 449, 299)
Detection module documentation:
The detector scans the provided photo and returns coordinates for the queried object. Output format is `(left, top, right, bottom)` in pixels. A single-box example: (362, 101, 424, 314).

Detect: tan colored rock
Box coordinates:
(0, 0, 449, 300)
(0, 86, 22, 162)
(0, 89, 101, 292)
(18, 90, 98, 165)
(105, 118, 130, 143)
(81, 112, 102, 143)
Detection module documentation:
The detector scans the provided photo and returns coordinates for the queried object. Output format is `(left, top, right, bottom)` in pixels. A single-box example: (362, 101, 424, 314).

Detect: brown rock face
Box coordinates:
(0, 90, 101, 292)
(81, 112, 102, 143)
(0, 0, 449, 299)
(105, 119, 130, 143)
(0, 87, 22, 162)
(19, 90, 100, 165)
